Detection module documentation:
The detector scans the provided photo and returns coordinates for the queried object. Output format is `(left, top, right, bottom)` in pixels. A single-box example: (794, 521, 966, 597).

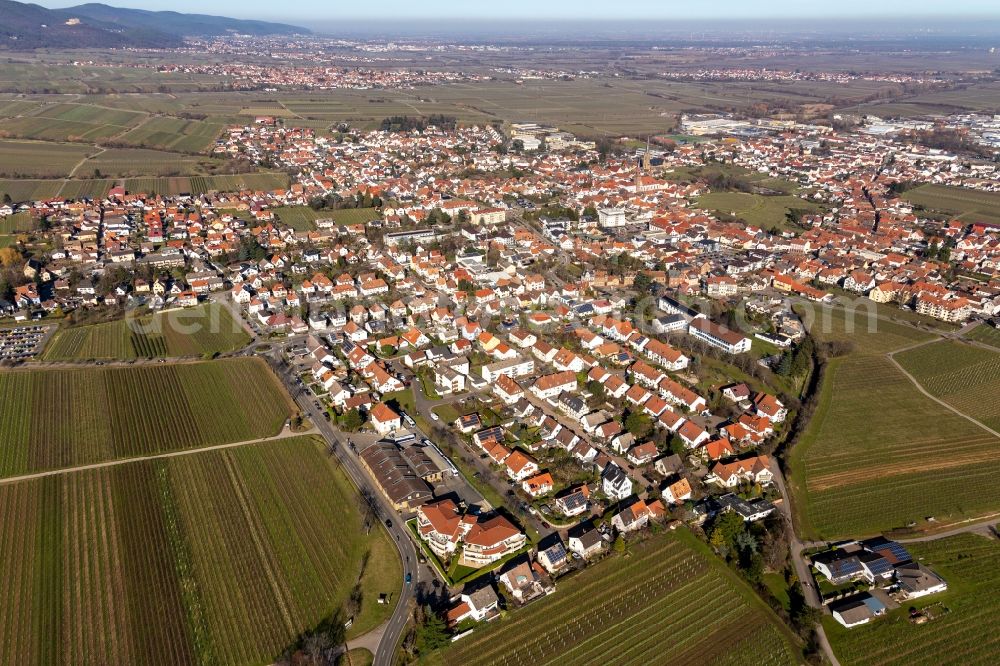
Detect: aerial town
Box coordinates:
(2, 91, 996, 655)
(1, 4, 999, 665)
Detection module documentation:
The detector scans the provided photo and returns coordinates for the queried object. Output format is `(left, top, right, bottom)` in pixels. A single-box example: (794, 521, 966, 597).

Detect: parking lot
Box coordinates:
(0, 324, 56, 360)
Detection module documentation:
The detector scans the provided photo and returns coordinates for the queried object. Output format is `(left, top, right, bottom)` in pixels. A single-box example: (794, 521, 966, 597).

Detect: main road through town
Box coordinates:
(267, 349, 427, 666)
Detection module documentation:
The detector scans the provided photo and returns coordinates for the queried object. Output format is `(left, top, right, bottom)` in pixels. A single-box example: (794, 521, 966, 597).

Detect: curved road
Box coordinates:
(768, 460, 841, 666)
(772, 453, 998, 666)
(267, 351, 420, 666)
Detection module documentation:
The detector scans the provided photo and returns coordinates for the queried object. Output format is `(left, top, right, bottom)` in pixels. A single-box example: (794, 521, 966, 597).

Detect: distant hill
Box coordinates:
(0, 0, 178, 49)
(62, 4, 308, 38)
(0, 1, 307, 50)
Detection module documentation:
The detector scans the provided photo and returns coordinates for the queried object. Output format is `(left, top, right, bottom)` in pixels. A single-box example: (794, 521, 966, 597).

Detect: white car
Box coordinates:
(430, 412, 440, 421)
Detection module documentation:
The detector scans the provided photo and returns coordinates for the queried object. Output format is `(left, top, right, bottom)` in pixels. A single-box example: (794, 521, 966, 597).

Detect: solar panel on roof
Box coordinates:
(886, 542, 912, 562)
(837, 559, 863, 574)
(866, 557, 894, 576)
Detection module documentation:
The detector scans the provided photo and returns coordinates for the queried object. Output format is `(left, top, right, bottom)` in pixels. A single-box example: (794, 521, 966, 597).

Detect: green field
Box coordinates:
(826, 533, 1000, 666)
(0, 140, 94, 178)
(695, 192, 819, 230)
(0, 102, 146, 142)
(275, 205, 320, 231)
(116, 116, 224, 153)
(965, 323, 1000, 349)
(896, 340, 1000, 433)
(0, 211, 38, 234)
(903, 184, 1000, 225)
(0, 100, 44, 118)
(0, 357, 293, 478)
(0, 172, 288, 202)
(797, 302, 936, 354)
(0, 141, 214, 179)
(323, 207, 382, 225)
(240, 105, 301, 118)
(789, 307, 1000, 539)
(430, 530, 800, 666)
(0, 437, 399, 666)
(82, 148, 213, 177)
(0, 179, 65, 203)
(43, 304, 250, 361)
(120, 172, 289, 196)
(273, 206, 382, 230)
(56, 178, 114, 200)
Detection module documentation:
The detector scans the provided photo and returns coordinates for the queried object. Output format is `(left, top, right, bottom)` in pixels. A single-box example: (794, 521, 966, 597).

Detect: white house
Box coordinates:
(601, 462, 633, 501)
(369, 403, 401, 435)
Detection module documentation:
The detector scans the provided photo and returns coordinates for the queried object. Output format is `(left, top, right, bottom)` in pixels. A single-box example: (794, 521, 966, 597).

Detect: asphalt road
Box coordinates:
(768, 460, 841, 666)
(268, 350, 423, 666)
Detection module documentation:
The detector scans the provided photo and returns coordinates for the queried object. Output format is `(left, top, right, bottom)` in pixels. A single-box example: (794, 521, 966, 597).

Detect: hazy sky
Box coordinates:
(40, 0, 1000, 22)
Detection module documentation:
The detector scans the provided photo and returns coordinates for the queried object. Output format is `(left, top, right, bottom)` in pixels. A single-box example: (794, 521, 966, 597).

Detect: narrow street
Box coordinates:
(767, 460, 841, 666)
(409, 382, 553, 539)
(521, 390, 659, 494)
(266, 349, 429, 666)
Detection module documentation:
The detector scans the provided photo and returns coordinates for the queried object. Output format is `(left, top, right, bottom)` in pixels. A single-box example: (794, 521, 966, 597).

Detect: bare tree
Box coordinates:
(358, 486, 381, 532)
(303, 632, 332, 666)
(346, 583, 363, 618)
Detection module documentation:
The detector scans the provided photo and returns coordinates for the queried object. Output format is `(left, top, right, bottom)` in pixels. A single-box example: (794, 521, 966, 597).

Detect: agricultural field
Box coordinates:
(121, 176, 196, 196)
(118, 172, 289, 196)
(42, 303, 251, 361)
(429, 530, 800, 666)
(0, 140, 94, 178)
(0, 437, 398, 666)
(189, 172, 290, 194)
(323, 207, 382, 225)
(795, 303, 936, 355)
(240, 105, 302, 118)
(275, 205, 320, 230)
(0, 211, 38, 235)
(56, 178, 114, 200)
(826, 533, 1000, 666)
(0, 99, 44, 118)
(895, 340, 1000, 433)
(116, 116, 225, 154)
(268, 77, 893, 137)
(821, 287, 959, 333)
(0, 102, 146, 142)
(694, 192, 819, 230)
(903, 185, 1000, 225)
(81, 148, 212, 178)
(965, 323, 1000, 349)
(0, 178, 65, 203)
(0, 178, 112, 202)
(789, 306, 1000, 539)
(0, 357, 293, 478)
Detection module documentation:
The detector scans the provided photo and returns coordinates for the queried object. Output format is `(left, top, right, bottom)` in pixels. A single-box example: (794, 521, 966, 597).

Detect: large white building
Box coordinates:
(598, 207, 627, 228)
(688, 319, 751, 354)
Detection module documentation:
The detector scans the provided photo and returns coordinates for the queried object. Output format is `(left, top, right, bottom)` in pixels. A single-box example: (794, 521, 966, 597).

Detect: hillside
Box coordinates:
(62, 3, 308, 37)
(0, 0, 306, 50)
(0, 0, 181, 48)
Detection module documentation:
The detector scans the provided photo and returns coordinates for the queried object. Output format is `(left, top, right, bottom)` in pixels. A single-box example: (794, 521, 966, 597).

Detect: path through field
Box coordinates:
(66, 147, 106, 179)
(0, 424, 317, 486)
(887, 338, 1000, 440)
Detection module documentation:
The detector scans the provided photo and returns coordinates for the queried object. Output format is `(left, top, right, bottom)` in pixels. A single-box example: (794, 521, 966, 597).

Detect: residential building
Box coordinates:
(688, 318, 751, 354)
(461, 515, 527, 568)
(601, 462, 633, 501)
